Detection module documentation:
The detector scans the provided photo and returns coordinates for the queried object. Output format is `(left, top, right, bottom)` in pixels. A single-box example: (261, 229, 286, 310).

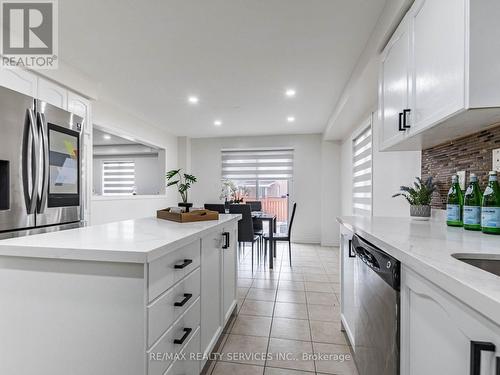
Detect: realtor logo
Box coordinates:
(1, 0, 58, 69)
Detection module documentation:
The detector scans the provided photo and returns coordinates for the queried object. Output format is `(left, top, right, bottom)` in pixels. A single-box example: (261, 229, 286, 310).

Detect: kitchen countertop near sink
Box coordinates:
(0, 214, 241, 263)
(338, 216, 500, 326)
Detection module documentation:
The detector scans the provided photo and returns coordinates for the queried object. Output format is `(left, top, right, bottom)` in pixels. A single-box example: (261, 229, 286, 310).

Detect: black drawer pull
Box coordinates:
(403, 108, 411, 129)
(222, 232, 230, 249)
(173, 328, 192, 345)
(174, 259, 193, 269)
(470, 341, 495, 375)
(398, 112, 405, 131)
(174, 293, 193, 307)
(496, 357, 499, 375)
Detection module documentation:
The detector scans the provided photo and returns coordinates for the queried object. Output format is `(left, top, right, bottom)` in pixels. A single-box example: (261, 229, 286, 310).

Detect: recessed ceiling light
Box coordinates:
(187, 96, 199, 104)
(103, 134, 111, 140)
(214, 120, 222, 126)
(287, 116, 295, 123)
(285, 89, 296, 97)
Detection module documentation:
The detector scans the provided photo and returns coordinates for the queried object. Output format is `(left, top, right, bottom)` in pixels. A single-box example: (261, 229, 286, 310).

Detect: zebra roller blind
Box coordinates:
(352, 126, 372, 215)
(221, 149, 294, 180)
(102, 161, 136, 195)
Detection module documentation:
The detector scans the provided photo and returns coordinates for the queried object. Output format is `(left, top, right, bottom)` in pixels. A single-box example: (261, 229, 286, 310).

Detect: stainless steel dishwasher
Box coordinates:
(352, 234, 400, 375)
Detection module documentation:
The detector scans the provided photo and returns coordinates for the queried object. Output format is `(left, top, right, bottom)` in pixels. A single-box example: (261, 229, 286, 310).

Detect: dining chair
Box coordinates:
(246, 201, 262, 211)
(264, 202, 297, 266)
(229, 204, 260, 271)
(246, 201, 264, 248)
(204, 203, 226, 214)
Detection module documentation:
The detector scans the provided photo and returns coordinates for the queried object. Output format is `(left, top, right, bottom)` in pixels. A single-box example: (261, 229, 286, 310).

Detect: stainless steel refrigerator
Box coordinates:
(0, 85, 84, 239)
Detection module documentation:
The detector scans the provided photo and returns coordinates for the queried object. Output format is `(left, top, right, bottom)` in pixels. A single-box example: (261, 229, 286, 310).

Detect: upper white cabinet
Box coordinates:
(0, 69, 38, 97)
(37, 77, 68, 109)
(410, 0, 465, 134)
(379, 13, 411, 149)
(401, 266, 500, 375)
(380, 0, 500, 151)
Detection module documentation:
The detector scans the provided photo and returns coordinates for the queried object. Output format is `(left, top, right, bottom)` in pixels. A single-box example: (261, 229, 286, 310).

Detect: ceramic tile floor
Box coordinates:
(205, 242, 358, 375)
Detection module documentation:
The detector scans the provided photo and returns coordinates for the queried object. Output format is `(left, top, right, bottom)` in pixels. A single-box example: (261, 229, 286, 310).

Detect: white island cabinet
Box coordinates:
(0, 214, 240, 375)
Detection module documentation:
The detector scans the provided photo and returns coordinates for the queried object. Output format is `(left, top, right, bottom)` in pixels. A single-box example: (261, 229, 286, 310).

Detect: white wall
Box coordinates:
(188, 134, 340, 245)
(90, 100, 178, 225)
(340, 113, 421, 217)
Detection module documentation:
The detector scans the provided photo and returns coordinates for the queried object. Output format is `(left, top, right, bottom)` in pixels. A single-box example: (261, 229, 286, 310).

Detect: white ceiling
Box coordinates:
(60, 0, 386, 138)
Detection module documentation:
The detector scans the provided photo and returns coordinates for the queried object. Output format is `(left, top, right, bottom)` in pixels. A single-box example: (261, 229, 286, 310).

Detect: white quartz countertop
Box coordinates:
(0, 214, 241, 263)
(338, 216, 500, 325)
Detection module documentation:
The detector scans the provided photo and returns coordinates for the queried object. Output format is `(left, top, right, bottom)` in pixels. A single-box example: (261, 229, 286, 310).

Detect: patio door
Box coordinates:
(221, 149, 294, 233)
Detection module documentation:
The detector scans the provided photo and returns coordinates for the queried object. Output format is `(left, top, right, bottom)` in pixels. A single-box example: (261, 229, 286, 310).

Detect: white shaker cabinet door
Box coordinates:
(410, 0, 466, 134)
(340, 229, 356, 350)
(200, 229, 223, 361)
(37, 77, 68, 109)
(222, 223, 237, 325)
(379, 15, 411, 149)
(401, 266, 500, 375)
(0, 69, 37, 97)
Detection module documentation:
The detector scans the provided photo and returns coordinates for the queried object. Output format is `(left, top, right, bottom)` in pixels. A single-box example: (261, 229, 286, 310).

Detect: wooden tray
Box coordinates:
(157, 208, 219, 223)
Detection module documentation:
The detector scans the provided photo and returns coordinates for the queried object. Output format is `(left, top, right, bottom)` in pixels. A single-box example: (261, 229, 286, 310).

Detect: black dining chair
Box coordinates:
(204, 204, 226, 214)
(229, 204, 260, 271)
(246, 201, 262, 212)
(264, 202, 297, 266)
(246, 201, 264, 247)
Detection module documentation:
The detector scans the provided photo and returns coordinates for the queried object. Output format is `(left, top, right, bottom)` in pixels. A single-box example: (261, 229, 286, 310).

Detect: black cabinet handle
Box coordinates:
(348, 240, 355, 258)
(174, 293, 193, 307)
(496, 357, 499, 375)
(222, 232, 230, 249)
(470, 341, 495, 375)
(173, 328, 192, 345)
(403, 108, 411, 129)
(174, 259, 193, 269)
(398, 112, 405, 131)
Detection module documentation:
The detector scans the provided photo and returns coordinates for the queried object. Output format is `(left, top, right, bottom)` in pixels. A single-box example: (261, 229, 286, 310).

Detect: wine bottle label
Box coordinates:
(465, 186, 473, 195)
(463, 206, 481, 225)
(447, 204, 461, 221)
(481, 207, 500, 228)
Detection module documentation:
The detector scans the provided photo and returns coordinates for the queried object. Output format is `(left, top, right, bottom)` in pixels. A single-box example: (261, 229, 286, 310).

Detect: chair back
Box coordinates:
(204, 204, 226, 214)
(246, 201, 262, 211)
(287, 202, 297, 238)
(229, 204, 255, 242)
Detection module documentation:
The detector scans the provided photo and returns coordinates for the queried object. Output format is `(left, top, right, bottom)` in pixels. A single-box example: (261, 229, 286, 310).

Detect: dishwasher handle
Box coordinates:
(352, 234, 400, 290)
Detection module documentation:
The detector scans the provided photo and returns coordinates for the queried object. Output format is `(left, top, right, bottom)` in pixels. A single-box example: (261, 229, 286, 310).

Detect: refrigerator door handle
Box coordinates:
(37, 112, 49, 214)
(23, 108, 39, 214)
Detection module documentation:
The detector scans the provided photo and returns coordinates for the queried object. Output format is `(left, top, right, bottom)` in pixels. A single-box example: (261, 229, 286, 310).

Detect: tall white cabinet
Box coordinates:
(379, 0, 500, 151)
(0, 71, 93, 223)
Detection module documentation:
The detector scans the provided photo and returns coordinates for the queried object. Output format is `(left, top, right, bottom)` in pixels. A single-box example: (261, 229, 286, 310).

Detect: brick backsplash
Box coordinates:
(421, 123, 500, 209)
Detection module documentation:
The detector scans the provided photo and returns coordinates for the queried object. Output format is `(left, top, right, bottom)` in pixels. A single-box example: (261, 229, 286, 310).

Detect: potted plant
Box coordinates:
(166, 169, 197, 212)
(219, 180, 248, 207)
(392, 176, 437, 220)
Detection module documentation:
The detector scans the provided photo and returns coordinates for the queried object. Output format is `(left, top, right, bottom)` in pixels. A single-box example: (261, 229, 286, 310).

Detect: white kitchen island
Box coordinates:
(0, 214, 240, 375)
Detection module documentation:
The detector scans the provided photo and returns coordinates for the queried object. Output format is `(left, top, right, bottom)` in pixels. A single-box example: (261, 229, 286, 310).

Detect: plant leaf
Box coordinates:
(167, 180, 179, 187)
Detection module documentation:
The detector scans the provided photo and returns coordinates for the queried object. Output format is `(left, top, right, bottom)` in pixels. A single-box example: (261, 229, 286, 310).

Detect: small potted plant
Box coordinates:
(166, 169, 197, 212)
(392, 176, 437, 220)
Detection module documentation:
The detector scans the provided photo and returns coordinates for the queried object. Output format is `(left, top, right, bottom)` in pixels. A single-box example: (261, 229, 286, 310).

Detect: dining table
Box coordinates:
(251, 211, 277, 269)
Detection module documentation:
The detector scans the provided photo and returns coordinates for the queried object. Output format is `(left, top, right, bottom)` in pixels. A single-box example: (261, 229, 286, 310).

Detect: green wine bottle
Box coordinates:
(463, 173, 482, 231)
(481, 171, 500, 235)
(447, 175, 463, 227)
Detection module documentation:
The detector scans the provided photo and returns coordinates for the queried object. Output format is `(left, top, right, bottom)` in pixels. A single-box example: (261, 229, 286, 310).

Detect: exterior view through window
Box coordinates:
(352, 126, 372, 216)
(221, 149, 293, 233)
(102, 161, 136, 196)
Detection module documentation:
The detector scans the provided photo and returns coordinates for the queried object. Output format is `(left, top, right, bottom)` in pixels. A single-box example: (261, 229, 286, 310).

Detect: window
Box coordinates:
(102, 161, 136, 196)
(221, 149, 293, 233)
(352, 126, 372, 216)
